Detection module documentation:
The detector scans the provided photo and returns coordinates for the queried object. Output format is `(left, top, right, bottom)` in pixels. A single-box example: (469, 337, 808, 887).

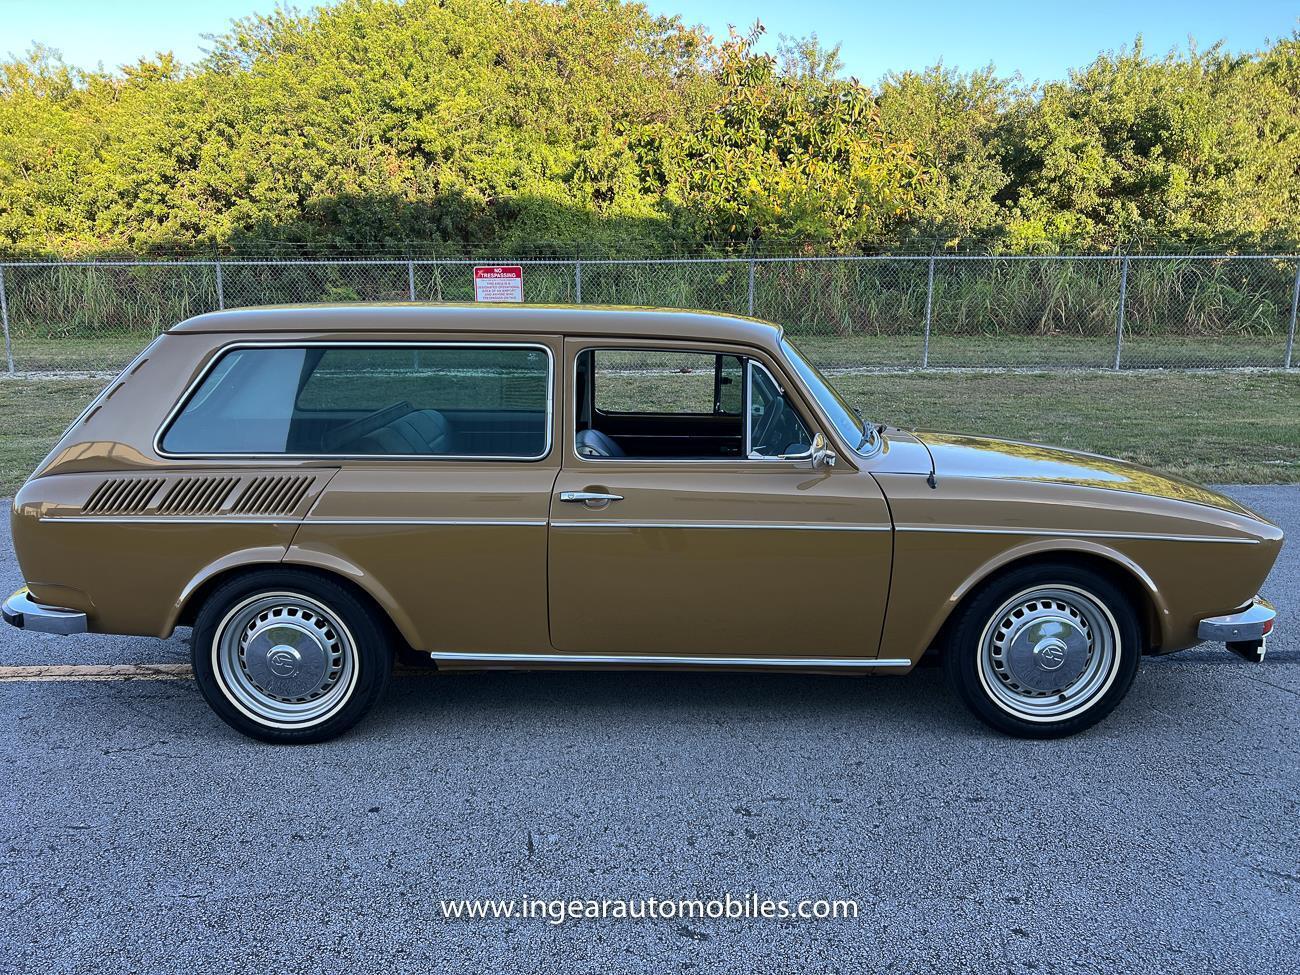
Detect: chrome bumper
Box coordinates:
(1198, 597, 1276, 642)
(2, 587, 88, 635)
(1198, 596, 1275, 663)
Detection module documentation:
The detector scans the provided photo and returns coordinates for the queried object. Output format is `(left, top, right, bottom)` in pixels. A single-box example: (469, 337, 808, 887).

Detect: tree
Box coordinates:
(658, 27, 923, 248)
(876, 64, 1015, 249)
(999, 37, 1300, 252)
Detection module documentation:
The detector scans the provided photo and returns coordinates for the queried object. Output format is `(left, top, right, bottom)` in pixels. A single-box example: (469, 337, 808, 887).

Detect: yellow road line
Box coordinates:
(0, 663, 193, 682)
(0, 663, 437, 682)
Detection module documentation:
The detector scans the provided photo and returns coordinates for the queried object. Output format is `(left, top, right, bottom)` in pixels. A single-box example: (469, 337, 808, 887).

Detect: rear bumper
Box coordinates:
(2, 587, 88, 635)
(1198, 597, 1276, 642)
(1198, 596, 1275, 664)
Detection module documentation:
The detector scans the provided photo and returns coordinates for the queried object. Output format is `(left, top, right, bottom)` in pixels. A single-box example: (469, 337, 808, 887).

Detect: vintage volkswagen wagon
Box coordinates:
(5, 305, 1283, 743)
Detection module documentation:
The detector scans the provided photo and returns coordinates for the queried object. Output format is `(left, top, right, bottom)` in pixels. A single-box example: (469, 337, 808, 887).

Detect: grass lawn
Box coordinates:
(792, 334, 1292, 370)
(5, 332, 1295, 372)
(1, 371, 1296, 494)
(1, 378, 106, 493)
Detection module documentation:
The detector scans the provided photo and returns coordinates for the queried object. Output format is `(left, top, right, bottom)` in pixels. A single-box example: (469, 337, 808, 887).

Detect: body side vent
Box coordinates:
(156, 476, 239, 515)
(83, 477, 164, 515)
(230, 474, 316, 516)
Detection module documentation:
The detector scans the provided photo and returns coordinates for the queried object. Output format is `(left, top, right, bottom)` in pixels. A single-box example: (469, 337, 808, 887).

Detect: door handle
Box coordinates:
(559, 491, 624, 505)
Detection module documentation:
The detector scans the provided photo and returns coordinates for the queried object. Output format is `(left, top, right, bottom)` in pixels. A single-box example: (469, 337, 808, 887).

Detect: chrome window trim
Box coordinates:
(571, 345, 822, 466)
(430, 650, 912, 668)
(894, 525, 1258, 544)
(154, 340, 556, 462)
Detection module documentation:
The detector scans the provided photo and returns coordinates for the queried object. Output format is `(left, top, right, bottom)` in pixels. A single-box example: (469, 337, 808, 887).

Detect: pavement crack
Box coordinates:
(1252, 866, 1300, 885)
(1239, 674, 1300, 699)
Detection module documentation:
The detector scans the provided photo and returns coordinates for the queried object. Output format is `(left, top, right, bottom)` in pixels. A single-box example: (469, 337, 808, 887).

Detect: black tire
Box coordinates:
(192, 569, 393, 744)
(943, 562, 1141, 738)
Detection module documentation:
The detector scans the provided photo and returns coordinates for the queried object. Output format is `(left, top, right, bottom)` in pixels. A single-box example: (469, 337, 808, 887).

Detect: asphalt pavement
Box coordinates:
(1, 487, 1297, 974)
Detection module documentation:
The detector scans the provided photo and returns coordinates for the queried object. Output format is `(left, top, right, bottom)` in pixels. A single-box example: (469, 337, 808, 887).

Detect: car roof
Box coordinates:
(168, 303, 784, 347)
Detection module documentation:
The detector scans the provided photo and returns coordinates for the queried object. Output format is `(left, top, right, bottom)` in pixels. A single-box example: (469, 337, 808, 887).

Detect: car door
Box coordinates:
(548, 338, 893, 659)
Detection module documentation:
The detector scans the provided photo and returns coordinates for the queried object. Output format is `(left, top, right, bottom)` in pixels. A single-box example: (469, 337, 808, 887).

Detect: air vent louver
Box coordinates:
(83, 477, 164, 515)
(230, 475, 315, 516)
(156, 476, 239, 515)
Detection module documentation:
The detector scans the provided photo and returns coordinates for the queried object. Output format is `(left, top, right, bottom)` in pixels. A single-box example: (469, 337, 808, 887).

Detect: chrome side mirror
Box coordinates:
(775, 432, 836, 467)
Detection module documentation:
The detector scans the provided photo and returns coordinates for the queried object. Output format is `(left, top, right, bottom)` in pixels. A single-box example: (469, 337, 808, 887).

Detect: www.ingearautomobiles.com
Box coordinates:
(439, 895, 861, 926)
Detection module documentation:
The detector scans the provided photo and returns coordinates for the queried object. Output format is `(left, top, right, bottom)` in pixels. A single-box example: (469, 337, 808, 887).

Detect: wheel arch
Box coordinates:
(173, 558, 419, 657)
(929, 541, 1168, 658)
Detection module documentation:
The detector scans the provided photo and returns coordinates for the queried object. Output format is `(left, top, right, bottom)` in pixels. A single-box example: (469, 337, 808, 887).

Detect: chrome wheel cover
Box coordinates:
(977, 585, 1121, 723)
(212, 592, 359, 729)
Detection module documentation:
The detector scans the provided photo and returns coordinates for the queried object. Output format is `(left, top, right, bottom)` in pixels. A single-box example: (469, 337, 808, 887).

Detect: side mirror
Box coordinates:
(774, 432, 837, 467)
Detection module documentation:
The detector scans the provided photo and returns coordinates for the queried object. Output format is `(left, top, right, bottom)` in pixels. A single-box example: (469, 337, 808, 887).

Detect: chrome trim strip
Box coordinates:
(41, 515, 547, 527)
(430, 650, 912, 668)
(305, 518, 546, 527)
(894, 525, 1258, 544)
(549, 521, 889, 531)
(1198, 597, 1276, 642)
(153, 340, 556, 463)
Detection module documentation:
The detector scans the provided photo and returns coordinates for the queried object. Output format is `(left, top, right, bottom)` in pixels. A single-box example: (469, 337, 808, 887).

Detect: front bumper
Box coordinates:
(1198, 596, 1275, 663)
(2, 587, 88, 635)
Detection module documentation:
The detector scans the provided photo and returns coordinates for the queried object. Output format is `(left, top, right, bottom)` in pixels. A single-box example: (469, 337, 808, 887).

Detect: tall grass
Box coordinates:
(3, 256, 1296, 342)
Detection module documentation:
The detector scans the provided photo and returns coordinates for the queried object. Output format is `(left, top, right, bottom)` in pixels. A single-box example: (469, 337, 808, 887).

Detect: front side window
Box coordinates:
(574, 348, 812, 461)
(161, 344, 551, 457)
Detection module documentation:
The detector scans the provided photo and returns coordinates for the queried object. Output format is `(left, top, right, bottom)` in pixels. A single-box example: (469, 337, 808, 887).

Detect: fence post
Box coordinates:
(574, 260, 582, 304)
(1113, 256, 1129, 370)
(0, 265, 12, 375)
(747, 258, 756, 316)
(1286, 259, 1300, 370)
(407, 260, 417, 301)
(921, 256, 935, 369)
(214, 260, 225, 310)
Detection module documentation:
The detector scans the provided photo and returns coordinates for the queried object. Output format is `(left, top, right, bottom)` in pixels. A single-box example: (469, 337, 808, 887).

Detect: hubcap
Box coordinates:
(213, 593, 358, 728)
(978, 585, 1120, 722)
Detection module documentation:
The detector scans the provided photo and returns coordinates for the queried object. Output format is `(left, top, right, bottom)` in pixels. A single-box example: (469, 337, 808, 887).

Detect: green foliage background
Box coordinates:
(2, 0, 1299, 258)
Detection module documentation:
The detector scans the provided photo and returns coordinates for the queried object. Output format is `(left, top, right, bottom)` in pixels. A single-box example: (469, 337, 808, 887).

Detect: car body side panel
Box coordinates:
(284, 465, 557, 652)
(873, 472, 1282, 663)
(12, 473, 300, 637)
(548, 465, 893, 656)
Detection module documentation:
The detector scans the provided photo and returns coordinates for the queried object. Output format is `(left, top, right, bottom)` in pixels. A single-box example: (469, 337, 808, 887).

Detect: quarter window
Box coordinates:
(160, 344, 551, 457)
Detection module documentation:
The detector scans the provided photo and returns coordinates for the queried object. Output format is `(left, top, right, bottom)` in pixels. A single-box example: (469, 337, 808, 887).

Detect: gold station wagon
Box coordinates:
(4, 305, 1283, 743)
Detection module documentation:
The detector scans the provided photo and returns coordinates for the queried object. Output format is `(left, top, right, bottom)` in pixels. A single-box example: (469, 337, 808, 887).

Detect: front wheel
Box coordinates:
(943, 563, 1141, 738)
(192, 570, 393, 744)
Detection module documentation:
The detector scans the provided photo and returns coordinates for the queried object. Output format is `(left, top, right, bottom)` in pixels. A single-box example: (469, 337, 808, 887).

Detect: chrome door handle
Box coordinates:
(559, 491, 624, 504)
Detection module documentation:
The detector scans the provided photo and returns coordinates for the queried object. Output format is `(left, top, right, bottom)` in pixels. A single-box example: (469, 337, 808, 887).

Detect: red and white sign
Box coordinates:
(473, 265, 524, 303)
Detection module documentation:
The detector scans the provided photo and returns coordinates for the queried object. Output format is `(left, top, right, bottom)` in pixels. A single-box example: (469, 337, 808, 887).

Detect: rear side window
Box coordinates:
(160, 344, 552, 458)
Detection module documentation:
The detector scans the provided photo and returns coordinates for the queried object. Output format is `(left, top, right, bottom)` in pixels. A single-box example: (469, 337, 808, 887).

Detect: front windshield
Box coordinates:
(780, 338, 878, 454)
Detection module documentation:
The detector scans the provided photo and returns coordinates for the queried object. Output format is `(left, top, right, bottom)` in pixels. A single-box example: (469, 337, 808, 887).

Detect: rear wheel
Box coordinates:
(192, 570, 393, 743)
(943, 563, 1141, 738)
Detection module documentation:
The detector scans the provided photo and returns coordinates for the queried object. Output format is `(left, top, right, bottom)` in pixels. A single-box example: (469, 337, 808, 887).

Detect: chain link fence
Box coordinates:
(0, 255, 1296, 373)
